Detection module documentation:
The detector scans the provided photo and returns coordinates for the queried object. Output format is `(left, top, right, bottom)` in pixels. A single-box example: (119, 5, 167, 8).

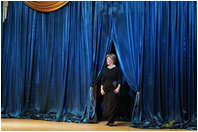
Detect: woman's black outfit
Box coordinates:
(101, 67, 122, 124)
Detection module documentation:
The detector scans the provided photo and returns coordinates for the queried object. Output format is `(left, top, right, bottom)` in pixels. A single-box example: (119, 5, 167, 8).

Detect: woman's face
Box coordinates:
(106, 57, 113, 66)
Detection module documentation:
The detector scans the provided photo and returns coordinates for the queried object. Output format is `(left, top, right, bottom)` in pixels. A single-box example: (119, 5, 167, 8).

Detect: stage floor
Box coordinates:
(1, 118, 194, 131)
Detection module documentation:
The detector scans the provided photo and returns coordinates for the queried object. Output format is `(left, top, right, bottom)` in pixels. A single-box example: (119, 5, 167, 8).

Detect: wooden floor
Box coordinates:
(1, 118, 194, 131)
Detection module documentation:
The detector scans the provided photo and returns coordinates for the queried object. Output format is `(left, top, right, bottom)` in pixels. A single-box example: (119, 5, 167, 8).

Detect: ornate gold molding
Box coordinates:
(24, 1, 69, 12)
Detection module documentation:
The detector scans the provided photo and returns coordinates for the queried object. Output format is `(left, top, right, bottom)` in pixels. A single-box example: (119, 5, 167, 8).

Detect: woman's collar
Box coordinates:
(107, 64, 116, 69)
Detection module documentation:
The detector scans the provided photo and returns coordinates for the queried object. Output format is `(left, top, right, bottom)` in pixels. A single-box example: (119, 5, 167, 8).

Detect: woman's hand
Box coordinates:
(114, 87, 120, 93)
(101, 89, 105, 95)
(114, 84, 121, 93)
(101, 85, 105, 95)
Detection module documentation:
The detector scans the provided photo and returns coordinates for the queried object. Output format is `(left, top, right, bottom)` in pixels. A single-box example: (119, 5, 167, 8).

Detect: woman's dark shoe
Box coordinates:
(106, 122, 110, 126)
(109, 123, 115, 126)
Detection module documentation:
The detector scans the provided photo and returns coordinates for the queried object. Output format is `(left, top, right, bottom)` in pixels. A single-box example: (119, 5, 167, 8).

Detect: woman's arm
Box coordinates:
(101, 85, 105, 95)
(114, 68, 122, 93)
(101, 70, 105, 95)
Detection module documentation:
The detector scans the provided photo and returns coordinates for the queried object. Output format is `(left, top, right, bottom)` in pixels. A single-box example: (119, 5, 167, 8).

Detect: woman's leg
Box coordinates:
(108, 112, 115, 124)
(103, 89, 117, 125)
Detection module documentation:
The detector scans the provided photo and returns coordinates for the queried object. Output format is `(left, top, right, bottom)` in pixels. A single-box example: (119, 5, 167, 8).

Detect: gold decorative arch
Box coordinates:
(24, 1, 69, 12)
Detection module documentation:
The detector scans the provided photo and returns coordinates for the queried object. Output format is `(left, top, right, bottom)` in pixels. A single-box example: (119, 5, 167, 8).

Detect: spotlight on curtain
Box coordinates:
(24, 1, 69, 12)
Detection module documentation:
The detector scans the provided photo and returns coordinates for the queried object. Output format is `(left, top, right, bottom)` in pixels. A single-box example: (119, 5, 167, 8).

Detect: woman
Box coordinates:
(101, 54, 122, 126)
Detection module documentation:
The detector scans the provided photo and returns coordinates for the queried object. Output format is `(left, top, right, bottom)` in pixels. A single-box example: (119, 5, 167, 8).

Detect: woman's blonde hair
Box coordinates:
(106, 54, 117, 64)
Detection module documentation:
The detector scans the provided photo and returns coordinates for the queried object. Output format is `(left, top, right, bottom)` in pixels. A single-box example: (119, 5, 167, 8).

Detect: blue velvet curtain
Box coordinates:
(127, 2, 196, 129)
(1, 1, 107, 122)
(1, 1, 197, 130)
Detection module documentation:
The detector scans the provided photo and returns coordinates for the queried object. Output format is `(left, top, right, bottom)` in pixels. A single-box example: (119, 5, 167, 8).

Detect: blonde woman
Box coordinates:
(101, 54, 122, 126)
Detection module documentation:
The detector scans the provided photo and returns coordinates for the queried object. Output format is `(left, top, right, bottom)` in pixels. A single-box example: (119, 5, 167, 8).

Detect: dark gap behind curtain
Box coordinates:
(110, 44, 136, 122)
